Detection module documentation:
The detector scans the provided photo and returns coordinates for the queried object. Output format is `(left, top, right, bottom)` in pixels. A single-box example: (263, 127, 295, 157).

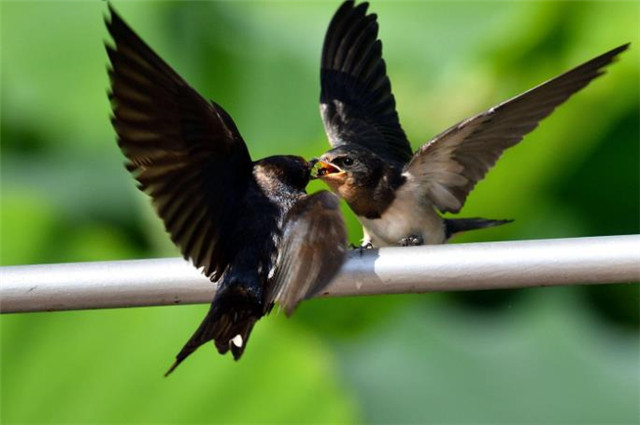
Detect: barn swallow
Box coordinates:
(105, 6, 347, 375)
(313, 0, 629, 247)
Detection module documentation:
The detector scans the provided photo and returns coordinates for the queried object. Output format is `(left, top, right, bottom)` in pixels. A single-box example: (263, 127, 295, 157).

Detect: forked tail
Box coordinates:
(165, 283, 264, 376)
(444, 217, 513, 240)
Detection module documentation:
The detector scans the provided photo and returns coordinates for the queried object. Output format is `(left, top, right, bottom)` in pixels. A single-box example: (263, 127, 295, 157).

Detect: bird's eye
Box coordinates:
(343, 157, 354, 166)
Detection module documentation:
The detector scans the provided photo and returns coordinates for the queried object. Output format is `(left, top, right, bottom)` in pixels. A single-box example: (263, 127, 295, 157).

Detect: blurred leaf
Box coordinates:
(335, 292, 639, 424)
(1, 308, 358, 424)
(0, 190, 57, 266)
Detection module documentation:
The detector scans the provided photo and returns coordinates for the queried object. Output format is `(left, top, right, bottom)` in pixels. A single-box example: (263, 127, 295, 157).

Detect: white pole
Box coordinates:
(1, 235, 638, 313)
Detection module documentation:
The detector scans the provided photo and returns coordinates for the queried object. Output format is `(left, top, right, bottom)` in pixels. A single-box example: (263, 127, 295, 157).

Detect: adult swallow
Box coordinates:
(313, 0, 629, 247)
(105, 6, 347, 375)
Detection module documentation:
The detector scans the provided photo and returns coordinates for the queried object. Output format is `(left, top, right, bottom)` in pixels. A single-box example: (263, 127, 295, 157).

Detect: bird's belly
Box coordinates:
(359, 195, 445, 247)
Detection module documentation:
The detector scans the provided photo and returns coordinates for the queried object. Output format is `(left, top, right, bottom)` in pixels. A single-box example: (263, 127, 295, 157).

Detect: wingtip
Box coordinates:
(604, 43, 631, 62)
(103, 12, 111, 29)
(342, 0, 356, 8)
(588, 43, 631, 73)
(104, 2, 133, 38)
(615, 42, 631, 53)
(354, 1, 370, 15)
(598, 42, 631, 63)
(103, 1, 116, 28)
(335, 0, 371, 21)
(105, 1, 120, 22)
(104, 43, 116, 59)
(164, 359, 181, 377)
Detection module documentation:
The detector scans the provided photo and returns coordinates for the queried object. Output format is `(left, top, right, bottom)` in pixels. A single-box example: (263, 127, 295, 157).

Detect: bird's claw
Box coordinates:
(400, 235, 423, 247)
(349, 242, 373, 256)
(357, 242, 373, 256)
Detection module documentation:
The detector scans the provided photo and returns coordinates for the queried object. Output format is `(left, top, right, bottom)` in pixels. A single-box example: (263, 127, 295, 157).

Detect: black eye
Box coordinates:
(343, 157, 354, 166)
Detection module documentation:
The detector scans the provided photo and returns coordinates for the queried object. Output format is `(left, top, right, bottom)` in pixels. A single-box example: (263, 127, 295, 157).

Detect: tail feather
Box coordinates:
(165, 284, 264, 377)
(444, 217, 513, 240)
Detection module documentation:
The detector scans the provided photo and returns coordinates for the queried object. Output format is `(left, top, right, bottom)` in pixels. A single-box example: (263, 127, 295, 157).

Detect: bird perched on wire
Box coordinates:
(312, 0, 629, 248)
(105, 5, 347, 375)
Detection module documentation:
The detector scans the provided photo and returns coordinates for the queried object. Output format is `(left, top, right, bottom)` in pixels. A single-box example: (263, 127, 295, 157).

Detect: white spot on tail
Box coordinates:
(231, 334, 243, 348)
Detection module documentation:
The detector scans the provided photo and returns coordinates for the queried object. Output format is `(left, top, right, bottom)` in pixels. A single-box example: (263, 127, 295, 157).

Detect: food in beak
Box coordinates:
(311, 160, 341, 178)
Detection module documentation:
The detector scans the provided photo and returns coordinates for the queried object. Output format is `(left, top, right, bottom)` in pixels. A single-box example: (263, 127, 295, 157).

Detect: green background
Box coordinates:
(1, 1, 638, 424)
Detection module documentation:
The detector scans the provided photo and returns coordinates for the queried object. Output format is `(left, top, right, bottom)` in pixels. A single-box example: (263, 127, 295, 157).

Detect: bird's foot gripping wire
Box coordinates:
(349, 242, 374, 257)
(400, 235, 423, 247)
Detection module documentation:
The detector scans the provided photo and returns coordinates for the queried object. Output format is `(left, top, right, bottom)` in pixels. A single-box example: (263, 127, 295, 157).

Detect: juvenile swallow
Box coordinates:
(105, 6, 347, 375)
(313, 0, 629, 247)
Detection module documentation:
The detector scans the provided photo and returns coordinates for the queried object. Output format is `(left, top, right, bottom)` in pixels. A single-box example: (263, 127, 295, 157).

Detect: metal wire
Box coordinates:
(1, 235, 638, 313)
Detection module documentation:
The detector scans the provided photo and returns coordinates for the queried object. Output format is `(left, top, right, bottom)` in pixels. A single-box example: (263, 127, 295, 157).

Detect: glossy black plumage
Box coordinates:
(320, 0, 412, 167)
(316, 0, 628, 247)
(105, 5, 347, 374)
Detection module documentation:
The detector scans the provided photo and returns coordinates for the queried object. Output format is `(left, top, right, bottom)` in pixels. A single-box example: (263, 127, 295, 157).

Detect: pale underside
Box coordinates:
(359, 176, 446, 247)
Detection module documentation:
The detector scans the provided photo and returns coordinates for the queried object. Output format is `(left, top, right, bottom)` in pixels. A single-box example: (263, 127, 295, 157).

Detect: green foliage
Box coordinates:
(1, 2, 638, 424)
(2, 308, 356, 424)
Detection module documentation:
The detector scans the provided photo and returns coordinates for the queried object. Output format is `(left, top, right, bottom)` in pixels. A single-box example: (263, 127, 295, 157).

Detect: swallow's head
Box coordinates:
(311, 146, 385, 200)
(255, 155, 312, 192)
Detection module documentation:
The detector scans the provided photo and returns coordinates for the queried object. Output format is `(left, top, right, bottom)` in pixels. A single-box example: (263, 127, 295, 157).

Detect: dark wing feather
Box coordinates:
(106, 6, 253, 280)
(267, 192, 347, 316)
(405, 44, 629, 214)
(320, 0, 413, 166)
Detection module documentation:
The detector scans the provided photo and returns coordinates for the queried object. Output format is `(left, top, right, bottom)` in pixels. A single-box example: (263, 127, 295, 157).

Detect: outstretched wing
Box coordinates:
(106, 5, 253, 280)
(267, 192, 347, 316)
(405, 44, 629, 214)
(320, 0, 413, 166)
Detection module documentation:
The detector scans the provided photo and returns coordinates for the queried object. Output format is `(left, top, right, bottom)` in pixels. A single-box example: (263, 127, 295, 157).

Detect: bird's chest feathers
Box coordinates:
(359, 189, 416, 242)
(359, 182, 445, 246)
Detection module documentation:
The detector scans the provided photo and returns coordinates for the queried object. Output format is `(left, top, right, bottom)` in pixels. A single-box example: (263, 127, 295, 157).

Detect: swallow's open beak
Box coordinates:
(311, 160, 342, 179)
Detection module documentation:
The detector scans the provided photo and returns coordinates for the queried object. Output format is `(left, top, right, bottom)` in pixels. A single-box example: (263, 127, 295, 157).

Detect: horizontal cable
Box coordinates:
(1, 235, 639, 314)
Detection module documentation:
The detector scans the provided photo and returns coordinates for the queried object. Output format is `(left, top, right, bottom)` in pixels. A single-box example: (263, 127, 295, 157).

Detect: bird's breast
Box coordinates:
(359, 183, 445, 247)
